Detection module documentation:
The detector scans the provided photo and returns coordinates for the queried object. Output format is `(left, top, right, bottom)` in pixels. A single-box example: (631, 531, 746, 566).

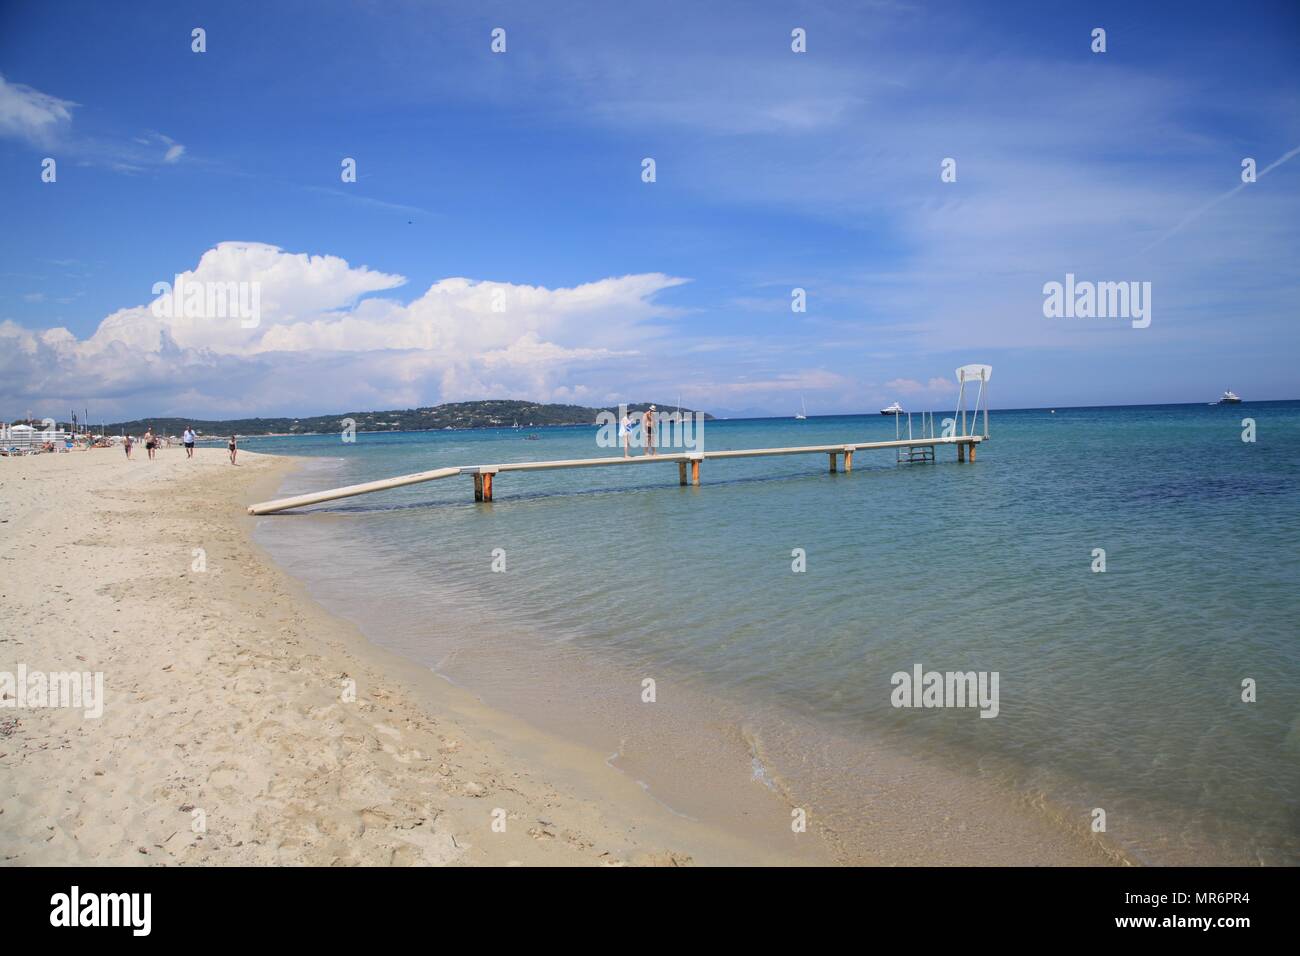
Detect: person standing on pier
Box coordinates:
(642, 405, 656, 456)
(620, 411, 633, 458)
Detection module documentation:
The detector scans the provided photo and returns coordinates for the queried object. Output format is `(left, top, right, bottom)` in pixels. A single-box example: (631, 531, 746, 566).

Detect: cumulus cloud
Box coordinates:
(1, 242, 688, 418)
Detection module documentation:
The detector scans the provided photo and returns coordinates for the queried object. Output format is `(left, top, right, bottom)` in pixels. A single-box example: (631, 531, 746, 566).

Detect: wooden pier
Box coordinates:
(247, 434, 985, 515)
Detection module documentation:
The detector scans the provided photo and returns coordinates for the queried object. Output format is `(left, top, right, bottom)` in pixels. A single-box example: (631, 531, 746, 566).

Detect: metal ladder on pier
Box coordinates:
(895, 410, 937, 463)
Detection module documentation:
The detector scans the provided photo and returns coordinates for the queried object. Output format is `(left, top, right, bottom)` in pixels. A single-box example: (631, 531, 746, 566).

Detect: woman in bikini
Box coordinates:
(228, 434, 238, 465)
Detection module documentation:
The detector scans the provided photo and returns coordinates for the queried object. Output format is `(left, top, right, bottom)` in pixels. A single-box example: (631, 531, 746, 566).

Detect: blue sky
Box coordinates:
(1, 0, 1297, 420)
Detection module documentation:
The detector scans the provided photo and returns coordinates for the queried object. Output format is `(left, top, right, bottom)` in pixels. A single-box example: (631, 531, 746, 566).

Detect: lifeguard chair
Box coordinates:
(952, 363, 991, 461)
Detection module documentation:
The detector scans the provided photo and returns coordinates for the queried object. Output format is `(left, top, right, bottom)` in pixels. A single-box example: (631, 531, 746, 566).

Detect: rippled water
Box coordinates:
(250, 402, 1300, 864)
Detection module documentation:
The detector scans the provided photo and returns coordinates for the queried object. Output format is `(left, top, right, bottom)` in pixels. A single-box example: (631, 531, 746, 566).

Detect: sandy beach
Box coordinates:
(0, 446, 824, 866)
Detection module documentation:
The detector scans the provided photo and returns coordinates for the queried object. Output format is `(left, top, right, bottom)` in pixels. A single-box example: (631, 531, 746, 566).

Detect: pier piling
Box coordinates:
(470, 466, 498, 502)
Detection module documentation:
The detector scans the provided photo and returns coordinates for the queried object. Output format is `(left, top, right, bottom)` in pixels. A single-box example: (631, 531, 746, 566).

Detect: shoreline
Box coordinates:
(254, 455, 1132, 867)
(1, 447, 816, 865)
(6, 444, 1210, 867)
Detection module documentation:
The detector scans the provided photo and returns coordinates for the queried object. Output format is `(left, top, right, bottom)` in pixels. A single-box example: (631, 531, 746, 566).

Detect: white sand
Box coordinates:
(0, 447, 819, 865)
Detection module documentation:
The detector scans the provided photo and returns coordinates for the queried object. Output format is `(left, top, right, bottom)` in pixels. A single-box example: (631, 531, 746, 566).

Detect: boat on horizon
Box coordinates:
(1216, 390, 1242, 404)
(795, 395, 807, 420)
(880, 401, 904, 415)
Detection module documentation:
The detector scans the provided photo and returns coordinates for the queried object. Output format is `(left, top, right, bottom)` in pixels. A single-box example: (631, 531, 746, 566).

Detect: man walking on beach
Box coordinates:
(183, 426, 196, 458)
(642, 406, 656, 456)
(143, 427, 156, 460)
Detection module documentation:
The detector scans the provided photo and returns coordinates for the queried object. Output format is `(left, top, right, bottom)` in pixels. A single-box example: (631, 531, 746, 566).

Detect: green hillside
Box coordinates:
(102, 399, 711, 436)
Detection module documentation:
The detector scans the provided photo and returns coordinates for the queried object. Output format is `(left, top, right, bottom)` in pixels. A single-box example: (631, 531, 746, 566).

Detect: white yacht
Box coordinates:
(1217, 390, 1242, 404)
(880, 401, 904, 415)
(795, 396, 807, 420)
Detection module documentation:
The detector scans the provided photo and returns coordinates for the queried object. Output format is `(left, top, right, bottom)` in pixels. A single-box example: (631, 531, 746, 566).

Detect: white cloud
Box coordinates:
(0, 75, 189, 171)
(143, 131, 186, 166)
(885, 377, 953, 396)
(1, 243, 689, 419)
(688, 369, 851, 396)
(0, 74, 75, 147)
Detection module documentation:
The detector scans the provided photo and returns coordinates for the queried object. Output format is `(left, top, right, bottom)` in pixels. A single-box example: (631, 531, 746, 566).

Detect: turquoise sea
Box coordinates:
(248, 401, 1299, 865)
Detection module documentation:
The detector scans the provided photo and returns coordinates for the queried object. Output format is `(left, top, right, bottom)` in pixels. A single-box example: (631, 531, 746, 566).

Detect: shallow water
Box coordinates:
(250, 402, 1300, 864)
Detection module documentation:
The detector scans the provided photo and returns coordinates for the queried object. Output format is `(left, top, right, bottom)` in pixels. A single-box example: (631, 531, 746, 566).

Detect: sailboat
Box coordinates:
(795, 396, 807, 420)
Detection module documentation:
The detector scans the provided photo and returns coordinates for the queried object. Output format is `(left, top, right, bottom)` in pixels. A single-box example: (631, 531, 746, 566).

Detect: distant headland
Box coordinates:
(102, 399, 713, 437)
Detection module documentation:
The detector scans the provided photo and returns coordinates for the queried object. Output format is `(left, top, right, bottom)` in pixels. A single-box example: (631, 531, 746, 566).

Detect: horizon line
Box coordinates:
(31, 395, 1295, 433)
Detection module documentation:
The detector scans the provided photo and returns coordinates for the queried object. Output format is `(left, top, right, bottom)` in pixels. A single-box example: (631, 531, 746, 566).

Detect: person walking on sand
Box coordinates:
(228, 434, 238, 465)
(144, 427, 156, 460)
(183, 426, 196, 459)
(620, 410, 634, 458)
(124, 434, 133, 459)
(642, 405, 657, 456)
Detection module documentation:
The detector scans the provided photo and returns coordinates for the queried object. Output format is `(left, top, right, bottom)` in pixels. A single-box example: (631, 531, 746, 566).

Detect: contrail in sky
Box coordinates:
(1141, 144, 1300, 254)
